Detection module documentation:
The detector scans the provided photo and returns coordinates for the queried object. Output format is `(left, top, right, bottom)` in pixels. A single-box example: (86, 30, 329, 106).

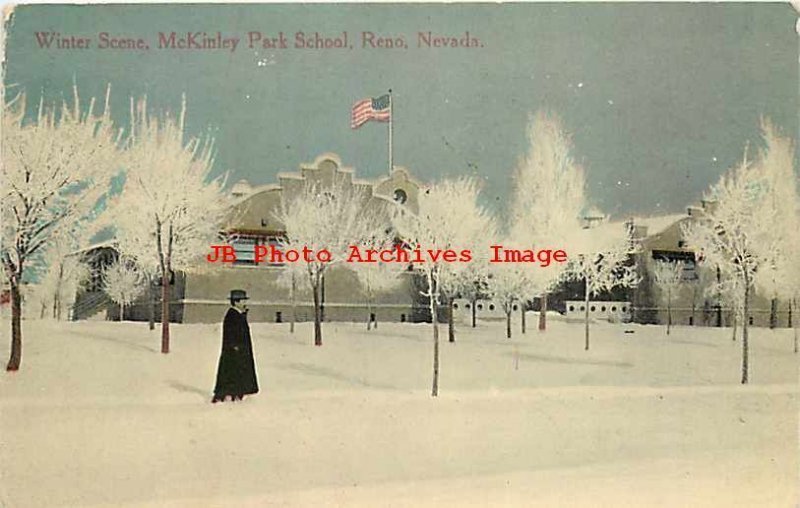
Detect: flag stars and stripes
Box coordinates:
(351, 94, 391, 129)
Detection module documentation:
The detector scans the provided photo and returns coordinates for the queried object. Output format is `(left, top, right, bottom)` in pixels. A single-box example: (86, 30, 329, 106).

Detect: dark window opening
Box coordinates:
(393, 189, 408, 204)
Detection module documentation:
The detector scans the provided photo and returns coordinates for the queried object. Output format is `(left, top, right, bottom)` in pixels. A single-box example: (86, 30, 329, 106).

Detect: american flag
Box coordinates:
(351, 94, 391, 129)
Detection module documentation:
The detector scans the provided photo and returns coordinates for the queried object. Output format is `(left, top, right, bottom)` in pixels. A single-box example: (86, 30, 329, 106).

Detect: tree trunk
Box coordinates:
(506, 308, 512, 339)
(741, 284, 750, 384)
(312, 277, 322, 346)
(320, 274, 325, 323)
(431, 287, 439, 398)
(366, 294, 372, 331)
(769, 298, 778, 330)
(584, 282, 590, 351)
(148, 277, 155, 331)
(788, 300, 793, 329)
(53, 263, 63, 320)
(448, 297, 455, 343)
(6, 280, 22, 371)
(161, 270, 170, 353)
(120, 302, 124, 322)
(732, 311, 737, 342)
(666, 288, 672, 336)
(539, 293, 548, 331)
(471, 297, 477, 328)
(793, 299, 797, 354)
(521, 303, 526, 334)
(290, 273, 296, 334)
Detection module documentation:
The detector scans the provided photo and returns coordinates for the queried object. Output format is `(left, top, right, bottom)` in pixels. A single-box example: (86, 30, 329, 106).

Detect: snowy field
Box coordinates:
(1, 315, 798, 507)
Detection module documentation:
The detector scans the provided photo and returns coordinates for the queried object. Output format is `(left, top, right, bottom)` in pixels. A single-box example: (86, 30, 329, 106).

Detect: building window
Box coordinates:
(569, 305, 575, 312)
(622, 306, 627, 312)
(230, 236, 257, 265)
(453, 303, 459, 309)
(611, 306, 617, 312)
(477, 304, 483, 310)
(590, 306, 596, 312)
(489, 304, 495, 311)
(393, 189, 408, 204)
(601, 306, 606, 312)
(513, 304, 518, 311)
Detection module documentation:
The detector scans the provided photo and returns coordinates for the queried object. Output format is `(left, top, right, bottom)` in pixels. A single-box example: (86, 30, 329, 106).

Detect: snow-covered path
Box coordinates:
(1, 318, 797, 507)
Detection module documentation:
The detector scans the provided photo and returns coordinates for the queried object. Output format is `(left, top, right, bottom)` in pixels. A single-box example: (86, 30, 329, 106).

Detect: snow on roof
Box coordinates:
(628, 214, 687, 236)
(276, 172, 305, 180)
(67, 239, 116, 257)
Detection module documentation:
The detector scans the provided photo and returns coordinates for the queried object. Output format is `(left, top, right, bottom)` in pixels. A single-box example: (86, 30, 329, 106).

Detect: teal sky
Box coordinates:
(4, 3, 798, 219)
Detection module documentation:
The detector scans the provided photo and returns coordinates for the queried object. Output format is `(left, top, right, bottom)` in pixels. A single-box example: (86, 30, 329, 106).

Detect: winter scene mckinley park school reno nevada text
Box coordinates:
(2, 3, 799, 507)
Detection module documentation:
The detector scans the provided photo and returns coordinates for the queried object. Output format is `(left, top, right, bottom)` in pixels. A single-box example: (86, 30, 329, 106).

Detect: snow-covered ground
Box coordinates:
(1, 315, 797, 507)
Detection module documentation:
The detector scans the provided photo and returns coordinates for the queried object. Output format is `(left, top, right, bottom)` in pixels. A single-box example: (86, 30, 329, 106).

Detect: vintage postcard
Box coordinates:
(1, 3, 798, 507)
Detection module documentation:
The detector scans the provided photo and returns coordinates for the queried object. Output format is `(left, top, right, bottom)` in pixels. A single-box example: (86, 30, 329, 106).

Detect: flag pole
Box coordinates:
(388, 89, 393, 174)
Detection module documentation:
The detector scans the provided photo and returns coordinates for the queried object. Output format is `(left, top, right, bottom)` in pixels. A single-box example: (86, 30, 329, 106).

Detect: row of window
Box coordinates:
(452, 302, 519, 312)
(229, 236, 284, 266)
(568, 305, 628, 313)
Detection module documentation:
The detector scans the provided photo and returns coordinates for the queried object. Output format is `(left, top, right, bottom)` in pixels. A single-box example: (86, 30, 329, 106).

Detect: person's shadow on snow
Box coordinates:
(166, 380, 211, 400)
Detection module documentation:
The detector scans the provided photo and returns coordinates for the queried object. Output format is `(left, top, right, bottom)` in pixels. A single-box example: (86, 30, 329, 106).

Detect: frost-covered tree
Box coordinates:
(566, 223, 639, 351)
(351, 234, 404, 330)
(274, 254, 306, 334)
(276, 178, 383, 346)
(752, 120, 799, 332)
(104, 204, 162, 331)
(438, 229, 495, 343)
(711, 267, 746, 342)
(509, 111, 586, 332)
(102, 259, 144, 321)
(29, 220, 95, 321)
(652, 260, 684, 335)
(486, 256, 531, 339)
(392, 177, 494, 396)
(113, 96, 230, 353)
(683, 143, 777, 384)
(690, 263, 716, 326)
(2, 87, 122, 371)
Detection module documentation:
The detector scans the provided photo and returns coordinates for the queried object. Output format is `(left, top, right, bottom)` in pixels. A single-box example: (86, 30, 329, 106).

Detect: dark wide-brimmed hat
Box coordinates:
(229, 289, 250, 301)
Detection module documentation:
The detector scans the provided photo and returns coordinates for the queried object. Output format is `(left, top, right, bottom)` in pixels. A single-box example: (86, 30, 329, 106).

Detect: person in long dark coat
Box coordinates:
(212, 289, 259, 403)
